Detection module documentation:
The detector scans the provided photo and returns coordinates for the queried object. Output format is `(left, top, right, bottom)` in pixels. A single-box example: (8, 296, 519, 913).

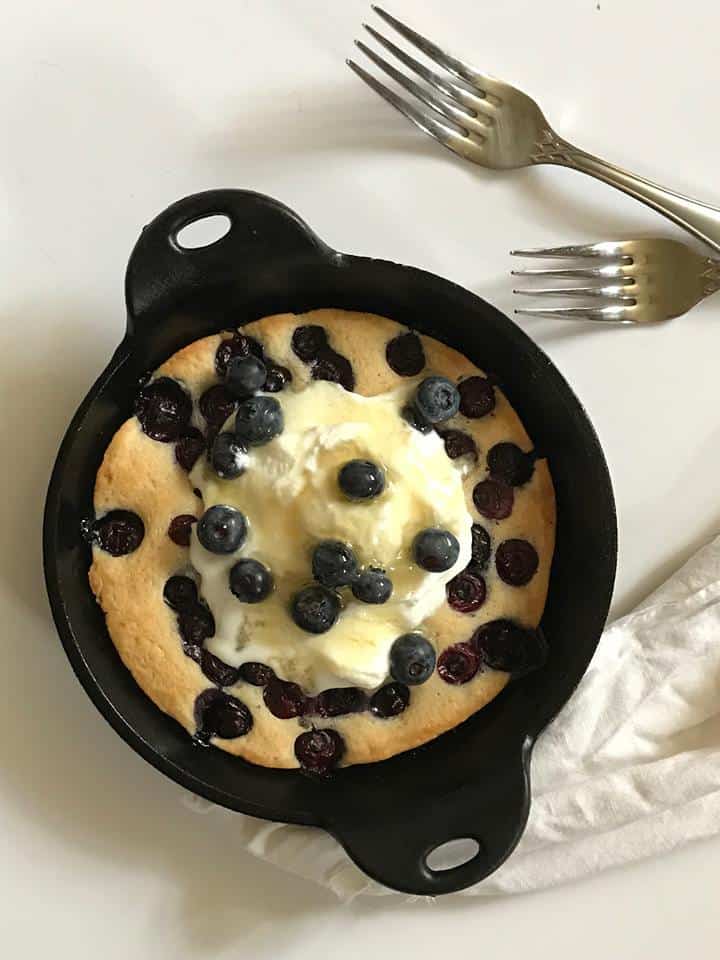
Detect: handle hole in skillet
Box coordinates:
(175, 214, 231, 250)
(426, 838, 481, 872)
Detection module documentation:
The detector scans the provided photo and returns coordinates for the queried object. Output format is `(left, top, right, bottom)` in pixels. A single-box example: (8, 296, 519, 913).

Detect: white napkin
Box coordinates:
(184, 534, 720, 900)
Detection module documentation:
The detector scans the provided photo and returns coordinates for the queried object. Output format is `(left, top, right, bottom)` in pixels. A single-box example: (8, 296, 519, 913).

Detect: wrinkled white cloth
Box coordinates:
(184, 535, 720, 900)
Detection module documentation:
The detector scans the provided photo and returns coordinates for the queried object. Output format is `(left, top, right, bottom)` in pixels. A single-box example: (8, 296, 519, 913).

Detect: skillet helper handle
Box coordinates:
(329, 741, 531, 896)
(125, 189, 330, 329)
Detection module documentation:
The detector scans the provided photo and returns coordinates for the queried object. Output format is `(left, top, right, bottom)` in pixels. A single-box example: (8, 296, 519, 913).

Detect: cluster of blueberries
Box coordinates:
(196, 443, 463, 689)
(193, 355, 468, 690)
(208, 353, 285, 480)
(292, 536, 438, 687)
(209, 351, 467, 483)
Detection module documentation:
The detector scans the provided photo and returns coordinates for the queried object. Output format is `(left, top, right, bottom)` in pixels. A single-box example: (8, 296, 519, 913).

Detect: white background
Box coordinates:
(2, 0, 719, 955)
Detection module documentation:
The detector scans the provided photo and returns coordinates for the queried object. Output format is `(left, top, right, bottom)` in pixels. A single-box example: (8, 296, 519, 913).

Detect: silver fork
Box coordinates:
(511, 238, 720, 323)
(348, 7, 720, 254)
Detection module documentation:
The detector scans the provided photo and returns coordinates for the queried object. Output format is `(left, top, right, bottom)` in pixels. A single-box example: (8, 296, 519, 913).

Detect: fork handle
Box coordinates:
(545, 133, 720, 254)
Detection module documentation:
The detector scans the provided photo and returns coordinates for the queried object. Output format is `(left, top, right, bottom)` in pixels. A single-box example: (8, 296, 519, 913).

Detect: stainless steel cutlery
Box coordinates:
(348, 6, 720, 254)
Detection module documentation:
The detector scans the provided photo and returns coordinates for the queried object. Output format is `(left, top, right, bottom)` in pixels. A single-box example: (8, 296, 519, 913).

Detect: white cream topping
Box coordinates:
(190, 380, 472, 694)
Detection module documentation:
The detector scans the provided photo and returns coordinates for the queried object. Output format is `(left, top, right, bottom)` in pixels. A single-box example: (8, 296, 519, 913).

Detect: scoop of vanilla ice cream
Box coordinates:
(191, 380, 472, 693)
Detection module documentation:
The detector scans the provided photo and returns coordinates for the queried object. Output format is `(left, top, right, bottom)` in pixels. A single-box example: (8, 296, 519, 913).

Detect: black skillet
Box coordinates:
(43, 189, 616, 896)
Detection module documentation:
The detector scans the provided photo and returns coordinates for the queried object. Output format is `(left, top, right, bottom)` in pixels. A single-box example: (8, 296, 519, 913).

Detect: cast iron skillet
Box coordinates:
(43, 189, 616, 896)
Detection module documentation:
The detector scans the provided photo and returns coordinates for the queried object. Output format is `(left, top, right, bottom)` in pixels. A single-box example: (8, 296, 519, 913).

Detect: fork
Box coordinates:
(510, 238, 720, 323)
(348, 7, 720, 255)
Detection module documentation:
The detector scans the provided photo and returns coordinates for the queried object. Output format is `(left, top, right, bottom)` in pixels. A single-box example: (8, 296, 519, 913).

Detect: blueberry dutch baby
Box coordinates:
(87, 309, 555, 774)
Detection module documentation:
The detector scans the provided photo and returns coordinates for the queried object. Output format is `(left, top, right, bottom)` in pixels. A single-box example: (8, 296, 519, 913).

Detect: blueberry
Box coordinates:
(229, 558, 273, 603)
(369, 682, 410, 718)
(487, 442, 535, 486)
(215, 333, 254, 378)
(459, 376, 495, 419)
(94, 510, 144, 556)
(163, 575, 198, 611)
(168, 514, 197, 546)
(197, 505, 247, 554)
(446, 569, 486, 613)
(263, 677, 307, 718)
(175, 428, 205, 471)
(401, 403, 432, 434)
(312, 353, 355, 391)
(338, 459, 385, 501)
(471, 523, 492, 569)
(226, 355, 267, 398)
(263, 363, 292, 392)
(312, 541, 358, 588)
(178, 603, 215, 647)
(415, 376, 460, 424)
(385, 331, 425, 377)
(211, 432, 247, 480)
(291, 324, 328, 362)
(235, 396, 283, 446)
(473, 479, 514, 520)
(412, 528, 460, 572)
(390, 633, 436, 685)
(199, 384, 237, 428)
(352, 567, 393, 604)
(238, 661, 275, 686)
(194, 689, 252, 740)
(315, 687, 367, 717)
(200, 651, 240, 687)
(294, 729, 345, 775)
(437, 642, 480, 684)
(436, 428, 477, 461)
(495, 539, 539, 586)
(471, 619, 548, 677)
(134, 377, 192, 442)
(291, 585, 341, 634)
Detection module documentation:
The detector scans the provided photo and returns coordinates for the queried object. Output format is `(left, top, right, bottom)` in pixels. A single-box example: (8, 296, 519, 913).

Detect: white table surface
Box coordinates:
(3, 0, 719, 955)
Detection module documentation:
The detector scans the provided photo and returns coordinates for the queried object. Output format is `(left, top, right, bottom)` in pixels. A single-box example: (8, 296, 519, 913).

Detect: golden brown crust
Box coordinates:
(90, 309, 555, 768)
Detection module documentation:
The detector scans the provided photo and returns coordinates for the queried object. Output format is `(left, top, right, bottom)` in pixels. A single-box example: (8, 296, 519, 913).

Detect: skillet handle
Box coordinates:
(124, 189, 331, 330)
(328, 739, 532, 896)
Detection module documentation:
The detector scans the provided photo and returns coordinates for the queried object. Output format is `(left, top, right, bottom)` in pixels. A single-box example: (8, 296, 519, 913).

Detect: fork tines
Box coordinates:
(347, 6, 492, 160)
(511, 242, 637, 322)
